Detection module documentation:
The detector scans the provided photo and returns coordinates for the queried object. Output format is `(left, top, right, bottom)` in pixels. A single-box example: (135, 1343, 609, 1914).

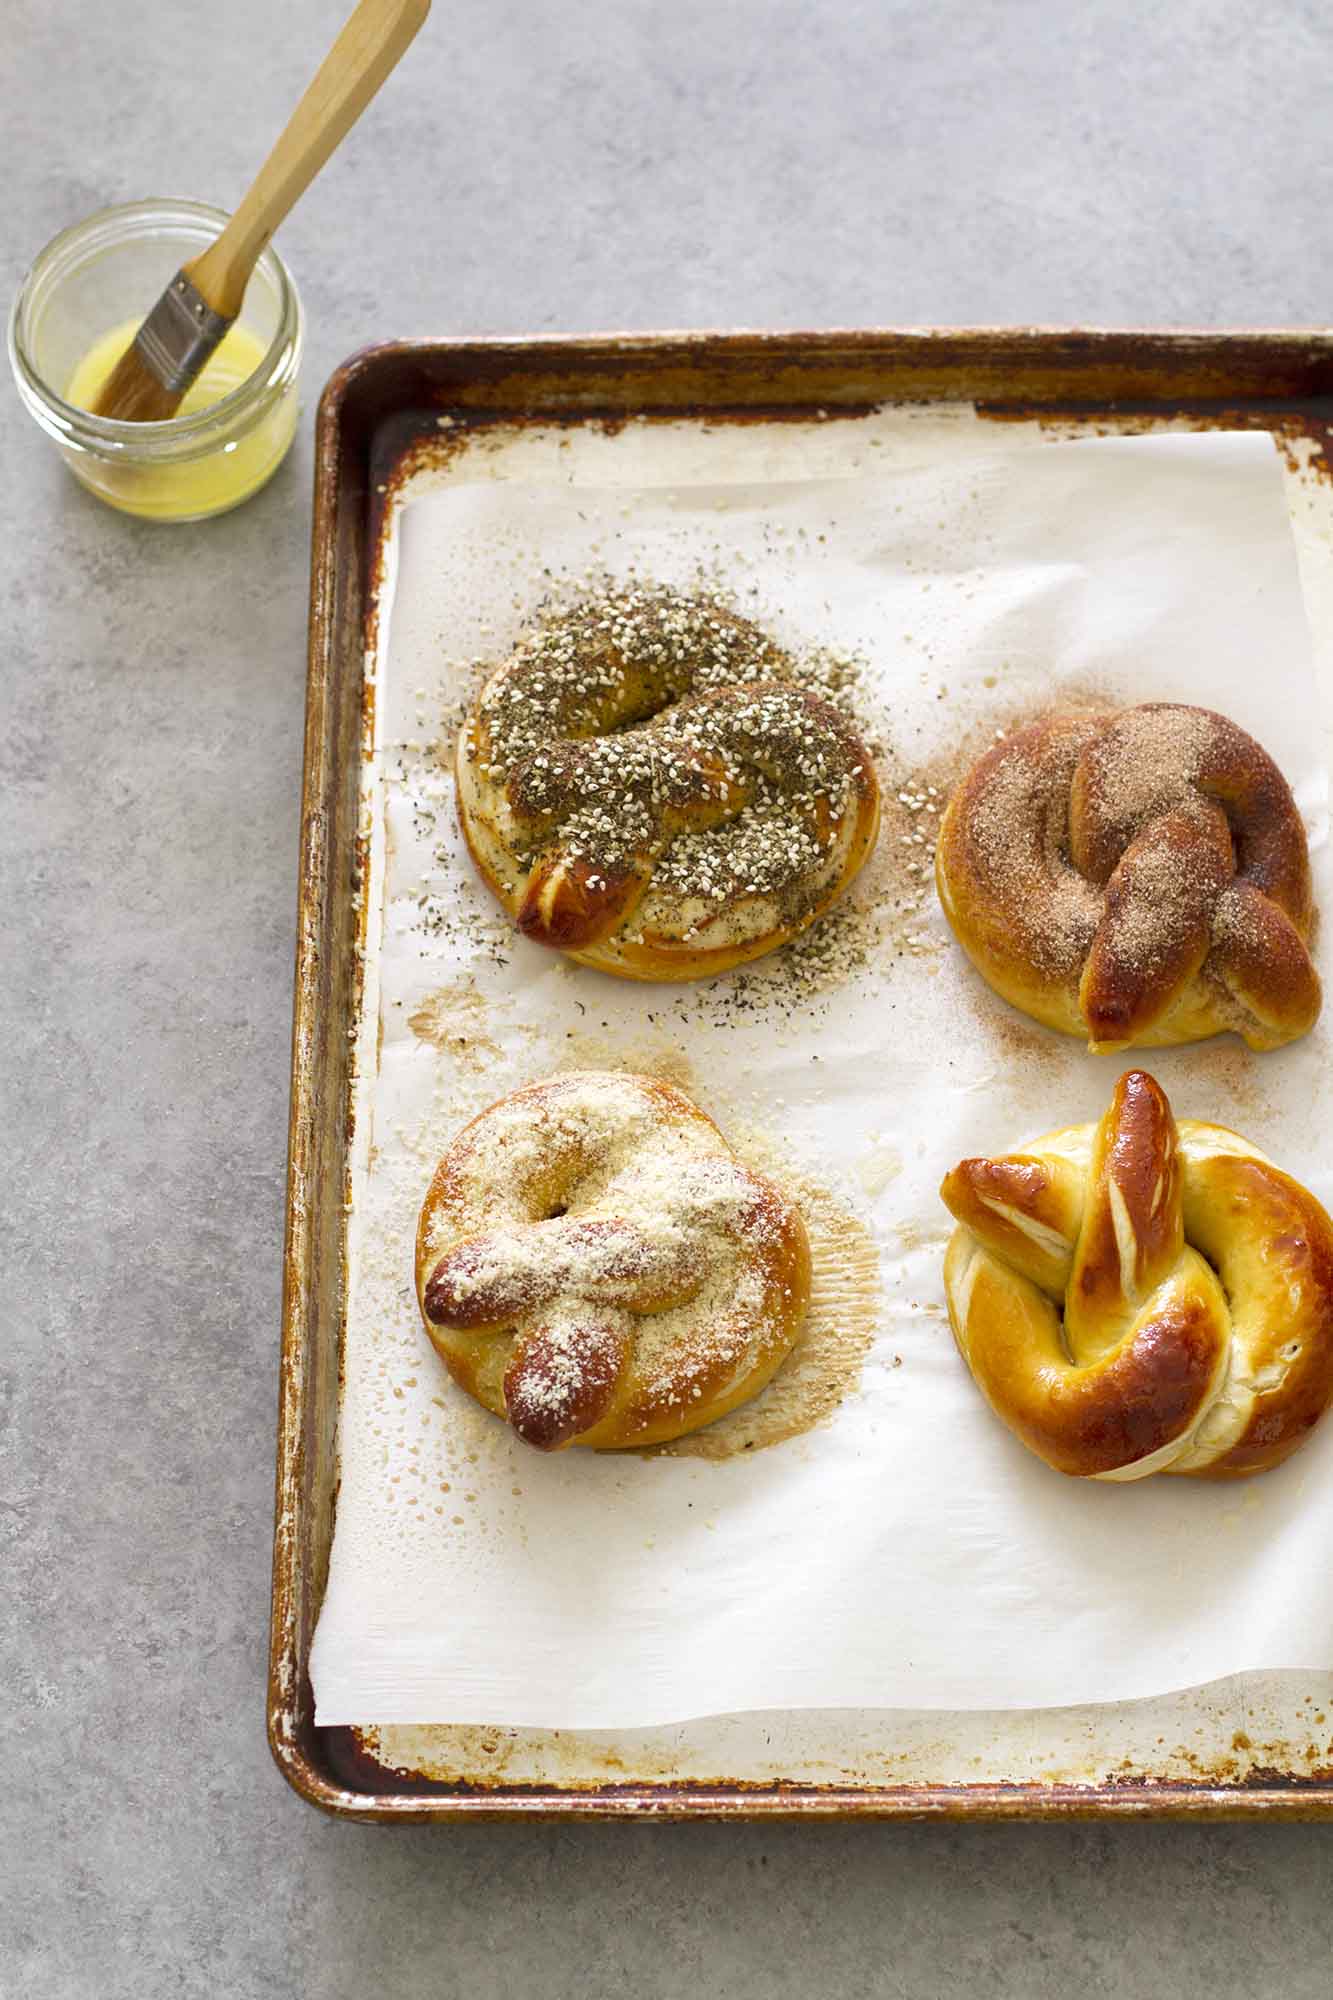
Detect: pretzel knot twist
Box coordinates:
(415, 1072, 811, 1450)
(940, 1070, 1333, 1481)
(935, 703, 1321, 1051)
(455, 588, 880, 981)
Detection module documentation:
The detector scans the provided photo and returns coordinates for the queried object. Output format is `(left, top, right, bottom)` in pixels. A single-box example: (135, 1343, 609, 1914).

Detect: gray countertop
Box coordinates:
(8, 1, 1333, 1993)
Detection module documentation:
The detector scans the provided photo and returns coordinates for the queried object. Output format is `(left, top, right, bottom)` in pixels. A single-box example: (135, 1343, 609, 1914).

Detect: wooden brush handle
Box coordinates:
(185, 0, 431, 319)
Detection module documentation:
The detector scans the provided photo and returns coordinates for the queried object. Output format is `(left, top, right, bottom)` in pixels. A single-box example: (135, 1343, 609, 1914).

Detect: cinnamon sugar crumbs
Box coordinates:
(1079, 705, 1216, 845)
(1094, 824, 1223, 974)
(962, 720, 1103, 976)
(1211, 883, 1268, 956)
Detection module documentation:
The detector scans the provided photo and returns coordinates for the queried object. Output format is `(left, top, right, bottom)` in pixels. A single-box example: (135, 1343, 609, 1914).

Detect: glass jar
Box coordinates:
(8, 197, 304, 522)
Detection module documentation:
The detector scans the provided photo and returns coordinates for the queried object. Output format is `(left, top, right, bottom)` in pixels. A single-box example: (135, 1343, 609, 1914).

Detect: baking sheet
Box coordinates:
(311, 425, 1333, 1729)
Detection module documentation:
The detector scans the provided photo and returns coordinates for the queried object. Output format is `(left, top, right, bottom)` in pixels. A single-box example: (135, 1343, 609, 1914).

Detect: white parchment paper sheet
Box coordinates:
(311, 429, 1333, 1728)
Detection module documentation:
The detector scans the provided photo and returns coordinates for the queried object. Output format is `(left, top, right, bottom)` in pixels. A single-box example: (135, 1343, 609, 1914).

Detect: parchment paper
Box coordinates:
(310, 429, 1333, 1727)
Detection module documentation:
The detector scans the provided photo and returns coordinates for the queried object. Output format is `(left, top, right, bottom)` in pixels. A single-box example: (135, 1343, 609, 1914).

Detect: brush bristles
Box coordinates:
(92, 341, 187, 423)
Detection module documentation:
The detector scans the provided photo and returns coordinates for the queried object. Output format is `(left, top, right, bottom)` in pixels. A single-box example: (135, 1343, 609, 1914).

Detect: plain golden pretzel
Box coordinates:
(940, 1070, 1333, 1481)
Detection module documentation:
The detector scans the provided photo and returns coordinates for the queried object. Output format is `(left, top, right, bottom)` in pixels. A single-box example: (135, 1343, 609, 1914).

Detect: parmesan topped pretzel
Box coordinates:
(455, 587, 881, 980)
(416, 1071, 811, 1450)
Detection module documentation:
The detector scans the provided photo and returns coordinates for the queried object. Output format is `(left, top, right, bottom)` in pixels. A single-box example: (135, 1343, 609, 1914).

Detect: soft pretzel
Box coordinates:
(940, 1070, 1333, 1481)
(415, 1071, 811, 1450)
(935, 704, 1320, 1051)
(455, 587, 881, 980)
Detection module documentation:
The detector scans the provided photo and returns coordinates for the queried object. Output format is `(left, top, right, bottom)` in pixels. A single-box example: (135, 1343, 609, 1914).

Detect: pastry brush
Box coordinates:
(94, 0, 430, 423)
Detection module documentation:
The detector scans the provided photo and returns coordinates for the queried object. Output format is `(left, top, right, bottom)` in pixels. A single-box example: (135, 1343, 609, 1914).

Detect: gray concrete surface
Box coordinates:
(7, 0, 1333, 1993)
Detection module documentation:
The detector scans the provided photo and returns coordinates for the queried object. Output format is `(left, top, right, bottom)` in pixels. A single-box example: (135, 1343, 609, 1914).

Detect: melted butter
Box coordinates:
(65, 318, 297, 520)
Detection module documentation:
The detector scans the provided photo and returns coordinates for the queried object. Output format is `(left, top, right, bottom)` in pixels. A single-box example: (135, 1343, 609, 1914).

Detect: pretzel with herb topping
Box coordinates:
(455, 588, 881, 980)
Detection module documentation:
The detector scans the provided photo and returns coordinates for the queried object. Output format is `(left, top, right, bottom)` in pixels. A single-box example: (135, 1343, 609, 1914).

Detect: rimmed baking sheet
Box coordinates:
(271, 331, 1333, 1818)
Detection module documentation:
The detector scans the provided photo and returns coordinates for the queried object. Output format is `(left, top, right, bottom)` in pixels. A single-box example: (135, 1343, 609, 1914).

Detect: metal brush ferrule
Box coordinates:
(132, 272, 231, 393)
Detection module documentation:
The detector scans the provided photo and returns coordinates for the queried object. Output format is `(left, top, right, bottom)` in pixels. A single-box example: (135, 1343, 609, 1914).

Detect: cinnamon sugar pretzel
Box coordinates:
(416, 1071, 811, 1450)
(935, 703, 1320, 1052)
(940, 1070, 1333, 1481)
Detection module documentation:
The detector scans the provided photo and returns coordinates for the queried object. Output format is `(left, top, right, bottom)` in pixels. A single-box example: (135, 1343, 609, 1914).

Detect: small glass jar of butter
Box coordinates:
(8, 197, 303, 522)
